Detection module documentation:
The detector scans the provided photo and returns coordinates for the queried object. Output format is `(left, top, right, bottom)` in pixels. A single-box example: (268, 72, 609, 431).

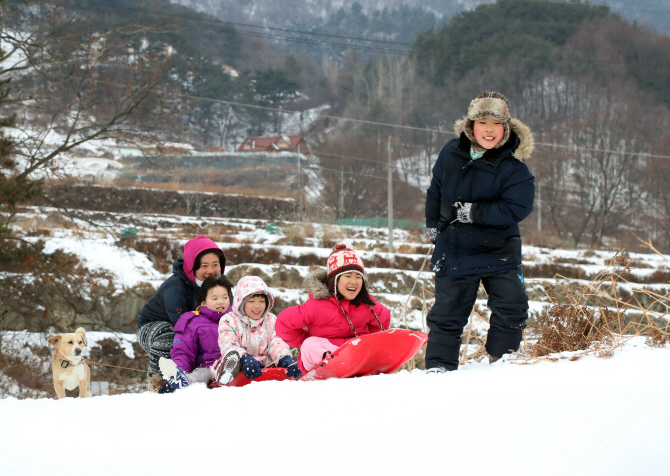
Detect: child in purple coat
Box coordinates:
(158, 275, 234, 392)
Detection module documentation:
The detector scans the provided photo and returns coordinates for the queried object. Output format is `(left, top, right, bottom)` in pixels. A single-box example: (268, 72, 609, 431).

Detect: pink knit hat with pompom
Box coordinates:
(327, 244, 365, 280)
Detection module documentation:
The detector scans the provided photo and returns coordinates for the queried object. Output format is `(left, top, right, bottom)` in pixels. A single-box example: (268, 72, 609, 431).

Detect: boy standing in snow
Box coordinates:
(424, 91, 535, 372)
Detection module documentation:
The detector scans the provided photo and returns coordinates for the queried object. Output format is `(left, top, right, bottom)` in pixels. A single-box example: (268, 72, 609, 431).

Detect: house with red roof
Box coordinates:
(236, 135, 309, 154)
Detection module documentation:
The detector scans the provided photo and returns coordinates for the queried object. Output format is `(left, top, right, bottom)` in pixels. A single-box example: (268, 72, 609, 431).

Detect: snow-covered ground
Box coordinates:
(10, 206, 670, 333)
(3, 203, 670, 474)
(1, 337, 668, 476)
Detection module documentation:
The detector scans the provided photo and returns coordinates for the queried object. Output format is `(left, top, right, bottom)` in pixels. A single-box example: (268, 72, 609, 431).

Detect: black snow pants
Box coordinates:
(425, 269, 529, 371)
(137, 321, 175, 373)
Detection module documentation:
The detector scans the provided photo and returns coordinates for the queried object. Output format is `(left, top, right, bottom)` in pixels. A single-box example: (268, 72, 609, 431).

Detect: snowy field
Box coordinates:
(4, 207, 670, 474)
(1, 337, 668, 476)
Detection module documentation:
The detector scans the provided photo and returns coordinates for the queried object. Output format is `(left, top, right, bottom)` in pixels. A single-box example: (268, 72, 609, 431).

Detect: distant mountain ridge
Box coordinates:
(170, 0, 670, 39)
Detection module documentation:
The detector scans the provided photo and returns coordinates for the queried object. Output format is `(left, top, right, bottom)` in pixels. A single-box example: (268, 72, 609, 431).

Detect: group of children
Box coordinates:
(137, 90, 534, 385)
(149, 242, 390, 393)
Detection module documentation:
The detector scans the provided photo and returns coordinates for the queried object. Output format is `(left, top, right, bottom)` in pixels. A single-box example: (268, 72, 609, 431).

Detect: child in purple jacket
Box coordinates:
(158, 275, 234, 392)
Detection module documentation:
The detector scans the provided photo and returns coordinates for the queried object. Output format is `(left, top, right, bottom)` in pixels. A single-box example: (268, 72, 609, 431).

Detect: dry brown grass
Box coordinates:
(280, 222, 315, 247)
(118, 237, 182, 274)
(113, 179, 298, 199)
(511, 241, 670, 364)
(429, 240, 670, 367)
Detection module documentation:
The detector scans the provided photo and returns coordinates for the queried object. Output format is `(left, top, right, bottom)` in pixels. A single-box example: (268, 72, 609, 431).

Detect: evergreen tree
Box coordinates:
(412, 0, 610, 86)
(0, 0, 43, 237)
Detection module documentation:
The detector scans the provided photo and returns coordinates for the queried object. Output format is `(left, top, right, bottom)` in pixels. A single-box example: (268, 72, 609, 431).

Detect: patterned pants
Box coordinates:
(137, 321, 175, 373)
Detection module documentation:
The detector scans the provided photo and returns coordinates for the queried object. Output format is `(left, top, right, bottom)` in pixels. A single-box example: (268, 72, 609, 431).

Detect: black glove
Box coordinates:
(456, 202, 473, 224)
(240, 354, 264, 380)
(427, 228, 437, 244)
(279, 355, 302, 379)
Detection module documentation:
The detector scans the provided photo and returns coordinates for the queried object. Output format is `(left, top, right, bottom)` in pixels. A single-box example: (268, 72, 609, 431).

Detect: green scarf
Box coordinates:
(470, 146, 485, 160)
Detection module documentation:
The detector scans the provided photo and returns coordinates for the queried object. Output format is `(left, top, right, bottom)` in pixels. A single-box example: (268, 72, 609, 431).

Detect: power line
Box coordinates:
(71, 2, 670, 70)
(188, 91, 670, 161)
(83, 1, 416, 46)
(71, 3, 411, 56)
(15, 73, 670, 164)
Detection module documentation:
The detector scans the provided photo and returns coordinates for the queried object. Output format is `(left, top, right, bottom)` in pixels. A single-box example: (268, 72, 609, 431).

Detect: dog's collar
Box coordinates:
(58, 357, 84, 369)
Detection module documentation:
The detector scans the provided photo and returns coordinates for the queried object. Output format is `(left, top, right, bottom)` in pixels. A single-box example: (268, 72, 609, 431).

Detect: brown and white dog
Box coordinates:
(48, 327, 92, 399)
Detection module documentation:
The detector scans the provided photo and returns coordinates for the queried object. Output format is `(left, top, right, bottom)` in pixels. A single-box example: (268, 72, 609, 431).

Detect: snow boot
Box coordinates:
(159, 357, 190, 391)
(146, 371, 166, 393)
(158, 380, 175, 394)
(424, 366, 449, 374)
(213, 351, 240, 385)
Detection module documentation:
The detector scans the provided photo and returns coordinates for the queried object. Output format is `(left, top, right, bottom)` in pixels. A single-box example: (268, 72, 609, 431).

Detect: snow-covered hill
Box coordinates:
(2, 337, 668, 476)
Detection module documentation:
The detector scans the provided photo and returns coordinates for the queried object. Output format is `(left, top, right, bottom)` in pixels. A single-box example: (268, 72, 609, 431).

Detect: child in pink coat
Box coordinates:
(276, 244, 391, 374)
(218, 276, 300, 381)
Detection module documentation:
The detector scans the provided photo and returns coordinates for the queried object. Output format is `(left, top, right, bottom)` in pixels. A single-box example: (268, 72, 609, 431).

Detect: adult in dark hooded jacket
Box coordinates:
(136, 235, 226, 390)
(425, 91, 535, 372)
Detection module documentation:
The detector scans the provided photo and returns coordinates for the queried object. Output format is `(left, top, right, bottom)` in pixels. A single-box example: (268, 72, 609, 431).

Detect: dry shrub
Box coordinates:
(533, 305, 619, 356)
(225, 246, 321, 267)
(208, 224, 244, 240)
(118, 237, 182, 273)
(226, 245, 282, 265)
(295, 253, 321, 266)
(0, 345, 51, 397)
(366, 254, 424, 270)
(88, 339, 149, 389)
(635, 269, 670, 284)
(320, 225, 345, 248)
(646, 327, 670, 347)
(515, 243, 670, 363)
(284, 223, 315, 246)
(226, 264, 306, 290)
(524, 263, 589, 280)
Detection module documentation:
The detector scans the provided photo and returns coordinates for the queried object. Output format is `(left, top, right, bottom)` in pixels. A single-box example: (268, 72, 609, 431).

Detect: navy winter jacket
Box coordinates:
(136, 235, 225, 330)
(426, 120, 535, 277)
(136, 259, 200, 329)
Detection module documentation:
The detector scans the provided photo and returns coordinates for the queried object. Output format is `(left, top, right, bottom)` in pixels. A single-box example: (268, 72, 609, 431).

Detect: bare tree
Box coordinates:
(0, 0, 181, 236)
(314, 136, 422, 221)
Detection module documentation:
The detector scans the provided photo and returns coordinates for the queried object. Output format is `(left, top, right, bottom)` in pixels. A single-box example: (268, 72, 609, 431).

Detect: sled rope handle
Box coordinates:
(400, 245, 434, 329)
(332, 294, 386, 337)
(85, 359, 153, 374)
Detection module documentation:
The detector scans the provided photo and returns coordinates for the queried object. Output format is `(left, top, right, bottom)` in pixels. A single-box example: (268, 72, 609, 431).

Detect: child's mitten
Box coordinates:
(456, 202, 473, 223)
(240, 354, 263, 379)
(427, 228, 437, 244)
(279, 355, 302, 379)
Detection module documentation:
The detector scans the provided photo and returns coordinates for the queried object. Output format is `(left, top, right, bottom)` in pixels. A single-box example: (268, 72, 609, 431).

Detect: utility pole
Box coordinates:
(297, 145, 303, 219)
(537, 181, 542, 235)
(387, 135, 394, 254)
(340, 163, 344, 220)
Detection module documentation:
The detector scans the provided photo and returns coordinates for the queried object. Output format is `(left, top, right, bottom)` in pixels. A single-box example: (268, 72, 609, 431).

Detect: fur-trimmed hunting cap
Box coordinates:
(327, 244, 365, 280)
(463, 91, 511, 149)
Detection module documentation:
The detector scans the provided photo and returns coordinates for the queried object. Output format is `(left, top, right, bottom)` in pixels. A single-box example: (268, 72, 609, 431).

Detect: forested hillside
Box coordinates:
(407, 0, 670, 250)
(4, 0, 670, 251)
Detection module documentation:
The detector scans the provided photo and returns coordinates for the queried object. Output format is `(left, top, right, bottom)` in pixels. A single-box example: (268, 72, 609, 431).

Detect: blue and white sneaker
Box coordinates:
(159, 357, 190, 391)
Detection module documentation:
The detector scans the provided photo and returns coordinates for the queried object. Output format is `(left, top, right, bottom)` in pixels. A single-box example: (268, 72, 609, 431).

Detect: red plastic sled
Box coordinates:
(299, 328, 428, 382)
(226, 367, 290, 387)
(211, 328, 427, 388)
